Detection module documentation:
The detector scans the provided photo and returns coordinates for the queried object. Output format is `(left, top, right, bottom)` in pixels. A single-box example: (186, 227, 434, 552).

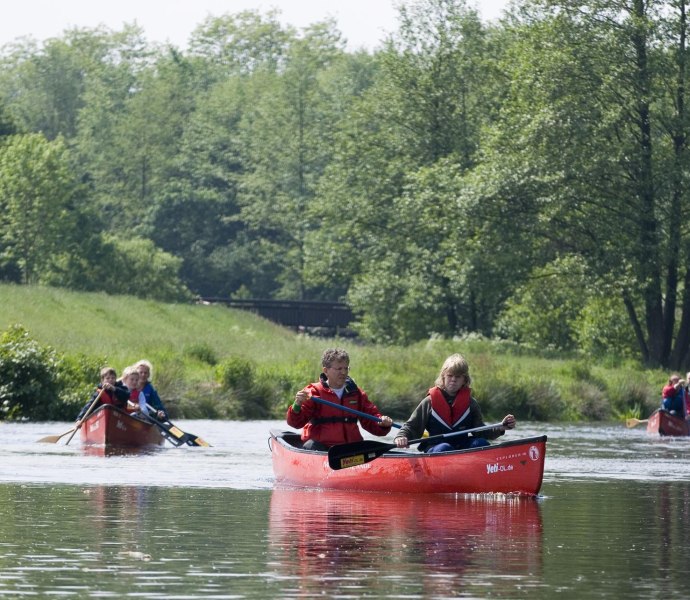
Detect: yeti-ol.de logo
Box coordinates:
(486, 462, 514, 474)
(528, 445, 540, 461)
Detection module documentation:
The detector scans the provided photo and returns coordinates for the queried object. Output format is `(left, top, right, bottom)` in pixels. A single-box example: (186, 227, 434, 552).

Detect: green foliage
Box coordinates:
(0, 134, 81, 284)
(215, 356, 272, 419)
(0, 325, 62, 420)
(55, 352, 106, 415)
(496, 257, 591, 351)
(574, 295, 638, 359)
(2, 0, 690, 367)
(184, 343, 218, 366)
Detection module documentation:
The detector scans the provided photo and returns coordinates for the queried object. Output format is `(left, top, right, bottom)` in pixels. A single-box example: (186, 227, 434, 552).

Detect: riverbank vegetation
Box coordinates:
(0, 284, 664, 423)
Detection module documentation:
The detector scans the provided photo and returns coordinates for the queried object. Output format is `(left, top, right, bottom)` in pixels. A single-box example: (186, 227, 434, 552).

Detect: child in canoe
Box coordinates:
(121, 365, 148, 415)
(661, 373, 686, 416)
(394, 353, 516, 452)
(75, 366, 130, 421)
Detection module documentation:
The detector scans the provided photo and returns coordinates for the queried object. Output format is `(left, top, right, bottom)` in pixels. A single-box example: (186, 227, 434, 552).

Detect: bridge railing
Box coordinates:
(198, 298, 355, 331)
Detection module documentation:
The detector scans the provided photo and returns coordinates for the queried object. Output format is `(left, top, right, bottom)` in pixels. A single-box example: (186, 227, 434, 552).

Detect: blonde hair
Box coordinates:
(121, 365, 138, 381)
(435, 353, 471, 388)
(136, 359, 153, 376)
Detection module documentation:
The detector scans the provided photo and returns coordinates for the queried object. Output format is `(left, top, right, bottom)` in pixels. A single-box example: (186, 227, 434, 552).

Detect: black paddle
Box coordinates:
(327, 421, 504, 470)
(143, 403, 211, 447)
(310, 396, 402, 428)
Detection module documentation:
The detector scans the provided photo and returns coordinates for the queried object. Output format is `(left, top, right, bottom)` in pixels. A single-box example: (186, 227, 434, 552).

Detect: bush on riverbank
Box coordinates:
(0, 284, 664, 422)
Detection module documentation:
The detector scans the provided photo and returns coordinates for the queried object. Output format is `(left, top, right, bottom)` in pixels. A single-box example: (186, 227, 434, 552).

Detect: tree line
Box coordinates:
(1, 0, 689, 369)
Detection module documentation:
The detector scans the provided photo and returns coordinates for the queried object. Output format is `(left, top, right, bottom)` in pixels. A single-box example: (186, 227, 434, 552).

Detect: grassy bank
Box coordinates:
(1, 283, 665, 422)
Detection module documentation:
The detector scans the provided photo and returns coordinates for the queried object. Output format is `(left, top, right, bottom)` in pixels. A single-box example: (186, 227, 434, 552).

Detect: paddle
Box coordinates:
(65, 388, 107, 445)
(626, 417, 649, 428)
(37, 388, 106, 444)
(309, 396, 402, 429)
(327, 421, 505, 470)
(143, 403, 211, 447)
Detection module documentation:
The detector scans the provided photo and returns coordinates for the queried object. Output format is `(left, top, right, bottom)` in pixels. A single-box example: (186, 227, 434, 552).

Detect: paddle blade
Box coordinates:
(186, 436, 211, 447)
(37, 428, 75, 444)
(626, 417, 648, 428)
(328, 440, 394, 470)
(148, 417, 211, 447)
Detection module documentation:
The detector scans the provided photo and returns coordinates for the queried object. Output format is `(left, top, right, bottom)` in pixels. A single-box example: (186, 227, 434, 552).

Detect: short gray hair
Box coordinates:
(321, 348, 350, 368)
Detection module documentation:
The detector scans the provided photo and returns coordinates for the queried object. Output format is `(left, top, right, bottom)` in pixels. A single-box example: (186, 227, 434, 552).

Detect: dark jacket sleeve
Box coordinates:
(76, 387, 103, 421)
(470, 398, 505, 440)
(395, 396, 431, 442)
(113, 384, 130, 406)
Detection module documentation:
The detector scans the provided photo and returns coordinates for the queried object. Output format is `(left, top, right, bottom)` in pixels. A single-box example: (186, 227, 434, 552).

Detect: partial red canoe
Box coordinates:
(269, 430, 546, 495)
(646, 409, 690, 437)
(80, 404, 164, 448)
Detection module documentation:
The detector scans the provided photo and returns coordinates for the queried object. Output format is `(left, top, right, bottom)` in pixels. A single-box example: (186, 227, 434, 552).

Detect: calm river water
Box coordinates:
(1, 420, 689, 599)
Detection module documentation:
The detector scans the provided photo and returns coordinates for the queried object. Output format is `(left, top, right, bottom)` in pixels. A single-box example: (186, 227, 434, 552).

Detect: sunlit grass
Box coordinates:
(0, 283, 668, 421)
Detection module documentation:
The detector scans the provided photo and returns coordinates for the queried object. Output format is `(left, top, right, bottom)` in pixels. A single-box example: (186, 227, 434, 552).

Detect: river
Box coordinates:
(0, 419, 689, 598)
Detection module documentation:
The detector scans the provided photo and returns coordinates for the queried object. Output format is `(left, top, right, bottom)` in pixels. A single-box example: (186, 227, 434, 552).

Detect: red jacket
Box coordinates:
(286, 375, 390, 447)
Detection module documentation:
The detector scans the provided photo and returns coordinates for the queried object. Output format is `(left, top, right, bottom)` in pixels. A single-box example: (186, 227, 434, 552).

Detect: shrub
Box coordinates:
(573, 382, 611, 420)
(0, 325, 61, 420)
(217, 357, 256, 391)
(185, 343, 218, 366)
(215, 357, 272, 419)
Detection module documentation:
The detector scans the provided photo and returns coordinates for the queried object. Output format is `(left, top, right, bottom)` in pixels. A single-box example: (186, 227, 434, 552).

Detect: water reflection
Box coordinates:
(267, 489, 543, 597)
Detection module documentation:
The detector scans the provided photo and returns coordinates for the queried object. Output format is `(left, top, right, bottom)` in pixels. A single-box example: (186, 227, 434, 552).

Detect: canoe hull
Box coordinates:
(81, 405, 164, 448)
(646, 409, 690, 437)
(270, 430, 546, 495)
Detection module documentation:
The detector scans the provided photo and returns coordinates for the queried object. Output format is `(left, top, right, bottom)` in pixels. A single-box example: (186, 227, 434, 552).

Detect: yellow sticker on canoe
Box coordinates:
(340, 454, 365, 468)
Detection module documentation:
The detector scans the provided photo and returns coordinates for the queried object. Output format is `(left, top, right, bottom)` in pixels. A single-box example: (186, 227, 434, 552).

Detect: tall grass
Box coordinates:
(1, 283, 668, 421)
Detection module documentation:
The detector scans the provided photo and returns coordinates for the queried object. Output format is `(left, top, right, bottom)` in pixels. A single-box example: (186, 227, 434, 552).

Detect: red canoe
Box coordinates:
(80, 404, 164, 448)
(269, 430, 547, 495)
(646, 409, 690, 436)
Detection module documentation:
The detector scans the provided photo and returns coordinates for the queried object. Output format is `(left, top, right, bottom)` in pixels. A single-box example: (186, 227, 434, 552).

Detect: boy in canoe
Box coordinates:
(288, 348, 394, 450)
(75, 366, 129, 420)
(394, 353, 515, 452)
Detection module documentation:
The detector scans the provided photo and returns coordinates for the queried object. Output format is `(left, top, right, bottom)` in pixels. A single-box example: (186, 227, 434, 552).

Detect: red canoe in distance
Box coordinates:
(269, 430, 547, 495)
(80, 404, 164, 449)
(267, 488, 543, 587)
(646, 408, 690, 437)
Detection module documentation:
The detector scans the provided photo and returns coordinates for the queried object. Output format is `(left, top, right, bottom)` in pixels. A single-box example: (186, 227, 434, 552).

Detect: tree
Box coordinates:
(0, 134, 80, 284)
(309, 0, 499, 340)
(479, 0, 690, 367)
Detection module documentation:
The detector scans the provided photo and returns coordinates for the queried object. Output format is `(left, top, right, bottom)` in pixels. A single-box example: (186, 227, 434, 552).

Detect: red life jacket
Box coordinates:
(300, 379, 365, 447)
(100, 388, 117, 405)
(426, 386, 472, 437)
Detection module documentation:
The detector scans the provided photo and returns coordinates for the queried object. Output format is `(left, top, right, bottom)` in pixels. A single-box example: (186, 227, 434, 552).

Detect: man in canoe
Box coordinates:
(287, 348, 394, 450)
(394, 353, 516, 453)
